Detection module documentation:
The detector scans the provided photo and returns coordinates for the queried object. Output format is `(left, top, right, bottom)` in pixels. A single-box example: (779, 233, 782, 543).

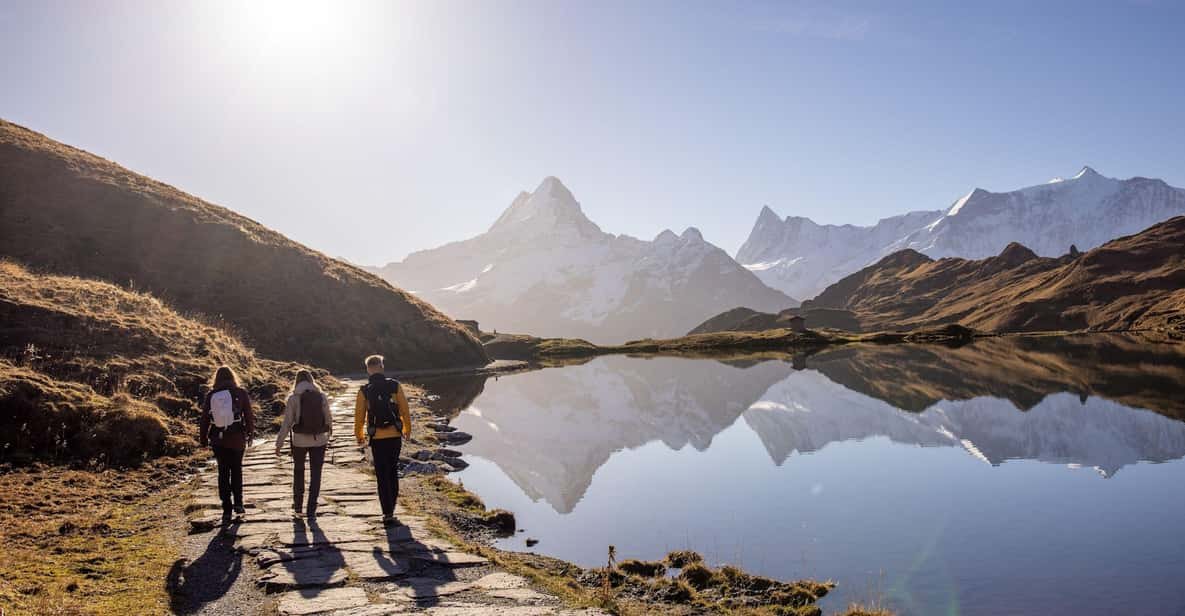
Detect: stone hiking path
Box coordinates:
(180, 379, 605, 616)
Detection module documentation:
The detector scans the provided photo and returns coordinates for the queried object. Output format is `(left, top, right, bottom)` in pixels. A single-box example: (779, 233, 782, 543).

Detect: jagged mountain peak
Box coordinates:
(488, 176, 600, 236)
(758, 205, 781, 224)
(681, 227, 704, 242)
(654, 229, 679, 243)
(1074, 165, 1101, 180)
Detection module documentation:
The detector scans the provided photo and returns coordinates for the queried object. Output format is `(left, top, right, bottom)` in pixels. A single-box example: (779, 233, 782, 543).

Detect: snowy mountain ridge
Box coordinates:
(738, 167, 1185, 300)
(370, 176, 794, 343)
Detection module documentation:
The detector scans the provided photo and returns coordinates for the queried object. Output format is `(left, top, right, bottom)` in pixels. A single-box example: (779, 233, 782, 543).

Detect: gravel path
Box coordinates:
(169, 379, 605, 616)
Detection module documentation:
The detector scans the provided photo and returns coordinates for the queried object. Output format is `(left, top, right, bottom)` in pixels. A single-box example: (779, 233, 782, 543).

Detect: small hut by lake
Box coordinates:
(786, 314, 806, 332)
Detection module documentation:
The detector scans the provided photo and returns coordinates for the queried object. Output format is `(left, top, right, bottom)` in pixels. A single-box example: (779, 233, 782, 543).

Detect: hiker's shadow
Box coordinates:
(166, 521, 243, 615)
(380, 522, 460, 607)
(285, 517, 347, 598)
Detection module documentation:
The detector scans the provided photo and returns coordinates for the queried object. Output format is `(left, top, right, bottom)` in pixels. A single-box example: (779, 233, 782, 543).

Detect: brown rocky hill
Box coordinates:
(801, 216, 1185, 333)
(0, 261, 326, 466)
(688, 306, 862, 335)
(0, 120, 486, 371)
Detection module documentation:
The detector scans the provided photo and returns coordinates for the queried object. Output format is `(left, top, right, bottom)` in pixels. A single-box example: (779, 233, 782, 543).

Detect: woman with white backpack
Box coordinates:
(199, 366, 256, 525)
(274, 370, 332, 519)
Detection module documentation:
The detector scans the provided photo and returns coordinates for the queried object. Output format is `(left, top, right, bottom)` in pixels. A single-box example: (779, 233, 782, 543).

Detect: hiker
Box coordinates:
(199, 366, 255, 525)
(354, 354, 412, 526)
(274, 369, 333, 519)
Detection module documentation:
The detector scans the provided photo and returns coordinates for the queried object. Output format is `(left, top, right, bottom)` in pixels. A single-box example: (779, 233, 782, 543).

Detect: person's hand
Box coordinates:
(402, 428, 411, 439)
(356, 438, 365, 446)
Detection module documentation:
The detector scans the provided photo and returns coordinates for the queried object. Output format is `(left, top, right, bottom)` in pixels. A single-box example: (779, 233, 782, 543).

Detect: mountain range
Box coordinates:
(738, 167, 1185, 300)
(370, 177, 794, 344)
(801, 215, 1185, 332)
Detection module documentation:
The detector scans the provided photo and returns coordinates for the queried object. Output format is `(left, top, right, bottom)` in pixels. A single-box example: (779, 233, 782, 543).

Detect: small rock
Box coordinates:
(433, 448, 463, 458)
(434, 431, 472, 445)
(425, 423, 455, 432)
(411, 450, 434, 462)
(525, 538, 539, 547)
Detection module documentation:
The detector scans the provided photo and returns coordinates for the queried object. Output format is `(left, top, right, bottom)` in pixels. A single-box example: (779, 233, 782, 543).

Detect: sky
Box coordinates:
(2, 0, 1184, 265)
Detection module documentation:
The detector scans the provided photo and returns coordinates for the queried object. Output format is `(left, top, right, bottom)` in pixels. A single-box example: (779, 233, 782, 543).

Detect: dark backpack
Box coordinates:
(363, 378, 402, 436)
(293, 389, 327, 434)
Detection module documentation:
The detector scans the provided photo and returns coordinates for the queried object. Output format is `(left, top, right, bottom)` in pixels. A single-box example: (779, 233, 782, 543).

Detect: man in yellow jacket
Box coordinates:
(354, 354, 412, 526)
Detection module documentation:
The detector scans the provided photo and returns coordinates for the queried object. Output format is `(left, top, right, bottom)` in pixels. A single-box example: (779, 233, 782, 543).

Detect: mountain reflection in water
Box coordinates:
(417, 334, 1185, 513)
(414, 334, 1185, 616)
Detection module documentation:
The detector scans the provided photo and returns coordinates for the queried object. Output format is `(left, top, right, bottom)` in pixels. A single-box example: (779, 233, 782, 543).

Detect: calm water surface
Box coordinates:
(415, 335, 1185, 616)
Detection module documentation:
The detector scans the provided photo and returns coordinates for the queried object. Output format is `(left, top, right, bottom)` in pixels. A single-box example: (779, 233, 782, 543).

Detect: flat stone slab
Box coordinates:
(424, 607, 554, 616)
(410, 551, 489, 567)
(473, 573, 528, 590)
(328, 606, 409, 615)
(276, 531, 378, 547)
(258, 558, 349, 590)
(278, 587, 369, 615)
(387, 578, 473, 600)
(485, 589, 550, 602)
(341, 551, 410, 580)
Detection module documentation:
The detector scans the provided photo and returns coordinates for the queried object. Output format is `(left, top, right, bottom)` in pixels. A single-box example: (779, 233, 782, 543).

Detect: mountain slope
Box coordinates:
(371, 177, 795, 344)
(739, 167, 1185, 299)
(0, 120, 486, 371)
(802, 216, 1185, 333)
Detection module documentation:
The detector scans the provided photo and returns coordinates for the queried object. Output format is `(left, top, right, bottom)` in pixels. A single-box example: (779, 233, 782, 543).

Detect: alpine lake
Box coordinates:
(411, 333, 1185, 616)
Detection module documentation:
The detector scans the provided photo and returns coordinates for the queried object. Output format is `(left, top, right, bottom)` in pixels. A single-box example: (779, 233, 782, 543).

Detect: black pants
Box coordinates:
(371, 437, 402, 517)
(293, 445, 326, 514)
(212, 445, 244, 512)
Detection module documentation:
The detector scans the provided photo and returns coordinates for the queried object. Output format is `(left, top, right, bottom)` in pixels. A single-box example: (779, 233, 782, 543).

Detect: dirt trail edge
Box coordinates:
(172, 378, 607, 616)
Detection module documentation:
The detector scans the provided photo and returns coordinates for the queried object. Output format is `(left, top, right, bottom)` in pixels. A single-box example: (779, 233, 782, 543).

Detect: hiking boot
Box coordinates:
(221, 511, 232, 526)
(233, 504, 246, 515)
(382, 515, 398, 527)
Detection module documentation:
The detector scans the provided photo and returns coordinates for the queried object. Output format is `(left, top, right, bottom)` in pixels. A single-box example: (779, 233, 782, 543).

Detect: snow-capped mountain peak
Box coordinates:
(372, 176, 794, 343)
(487, 176, 600, 237)
(738, 167, 1185, 300)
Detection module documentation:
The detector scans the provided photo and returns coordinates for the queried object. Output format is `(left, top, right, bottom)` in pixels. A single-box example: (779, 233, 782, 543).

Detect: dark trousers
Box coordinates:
(371, 437, 402, 517)
(293, 445, 326, 514)
(212, 445, 244, 512)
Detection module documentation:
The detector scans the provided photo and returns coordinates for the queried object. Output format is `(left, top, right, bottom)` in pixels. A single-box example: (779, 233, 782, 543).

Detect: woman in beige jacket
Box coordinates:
(274, 370, 333, 518)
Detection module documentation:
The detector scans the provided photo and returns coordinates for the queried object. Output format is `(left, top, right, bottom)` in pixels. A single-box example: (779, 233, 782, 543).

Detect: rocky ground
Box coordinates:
(170, 379, 606, 616)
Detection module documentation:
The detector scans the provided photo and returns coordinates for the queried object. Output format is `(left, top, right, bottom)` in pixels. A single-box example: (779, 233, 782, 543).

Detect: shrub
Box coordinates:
(665, 549, 704, 568)
(617, 559, 667, 577)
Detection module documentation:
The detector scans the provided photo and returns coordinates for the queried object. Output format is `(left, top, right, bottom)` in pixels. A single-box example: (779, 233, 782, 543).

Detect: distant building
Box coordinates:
(787, 315, 806, 332)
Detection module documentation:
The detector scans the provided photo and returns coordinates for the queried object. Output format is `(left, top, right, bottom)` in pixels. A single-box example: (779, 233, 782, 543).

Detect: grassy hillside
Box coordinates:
(802, 217, 1185, 333)
(0, 119, 486, 371)
(0, 261, 327, 467)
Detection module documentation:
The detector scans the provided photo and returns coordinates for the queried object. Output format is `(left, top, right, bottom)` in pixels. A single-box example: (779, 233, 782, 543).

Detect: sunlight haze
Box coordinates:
(2, 0, 1183, 265)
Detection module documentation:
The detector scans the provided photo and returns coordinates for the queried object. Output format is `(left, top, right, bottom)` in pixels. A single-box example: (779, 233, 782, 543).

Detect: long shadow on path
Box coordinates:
(166, 521, 243, 615)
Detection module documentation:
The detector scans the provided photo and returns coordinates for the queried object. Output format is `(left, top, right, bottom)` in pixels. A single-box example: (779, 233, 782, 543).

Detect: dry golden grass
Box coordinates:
(0, 260, 335, 467)
(0, 462, 194, 615)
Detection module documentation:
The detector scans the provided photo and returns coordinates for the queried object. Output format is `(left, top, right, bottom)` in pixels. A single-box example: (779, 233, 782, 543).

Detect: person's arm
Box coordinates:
(275, 395, 295, 453)
(241, 389, 255, 440)
(198, 393, 210, 447)
(322, 393, 333, 436)
(354, 387, 368, 443)
(396, 385, 412, 439)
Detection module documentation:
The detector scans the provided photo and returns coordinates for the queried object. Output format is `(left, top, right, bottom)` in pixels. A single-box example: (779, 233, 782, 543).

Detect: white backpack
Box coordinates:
(210, 389, 238, 428)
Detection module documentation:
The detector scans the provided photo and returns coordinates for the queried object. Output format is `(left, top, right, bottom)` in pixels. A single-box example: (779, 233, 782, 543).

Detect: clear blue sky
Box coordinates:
(2, 0, 1183, 264)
